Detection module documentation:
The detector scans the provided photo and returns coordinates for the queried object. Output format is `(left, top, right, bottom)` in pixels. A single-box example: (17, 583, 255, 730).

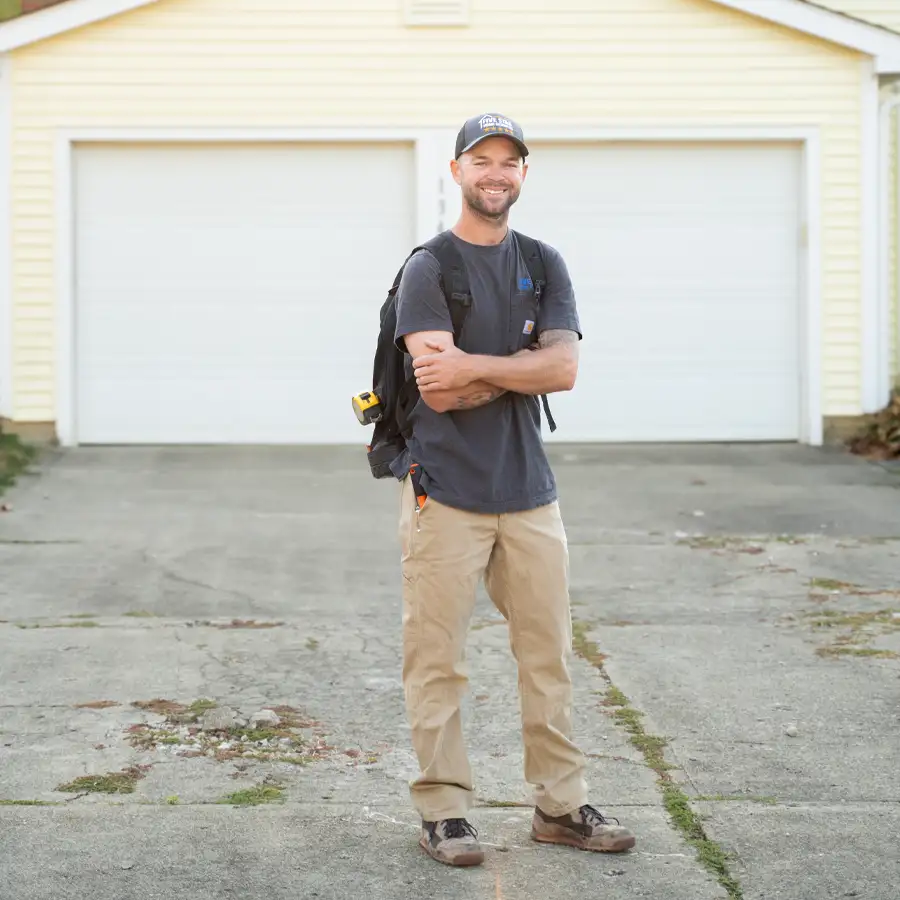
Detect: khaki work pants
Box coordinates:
(399, 475, 588, 821)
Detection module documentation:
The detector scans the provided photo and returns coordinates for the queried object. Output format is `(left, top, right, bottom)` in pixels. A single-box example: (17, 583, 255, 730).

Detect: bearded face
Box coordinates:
(454, 137, 527, 222)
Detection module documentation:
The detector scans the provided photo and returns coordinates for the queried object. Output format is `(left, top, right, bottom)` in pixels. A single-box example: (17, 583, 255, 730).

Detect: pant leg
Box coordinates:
(483, 500, 588, 817)
(399, 475, 497, 821)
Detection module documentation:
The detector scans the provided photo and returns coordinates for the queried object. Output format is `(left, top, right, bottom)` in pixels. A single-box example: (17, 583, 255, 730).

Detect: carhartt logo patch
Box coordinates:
(523, 320, 535, 335)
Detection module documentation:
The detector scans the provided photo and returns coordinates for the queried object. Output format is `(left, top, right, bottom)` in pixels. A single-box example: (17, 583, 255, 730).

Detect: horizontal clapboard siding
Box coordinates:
(8, 0, 867, 421)
(814, 1, 900, 35)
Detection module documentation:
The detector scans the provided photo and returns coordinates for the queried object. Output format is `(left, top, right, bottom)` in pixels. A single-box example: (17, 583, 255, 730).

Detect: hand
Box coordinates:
(413, 341, 477, 392)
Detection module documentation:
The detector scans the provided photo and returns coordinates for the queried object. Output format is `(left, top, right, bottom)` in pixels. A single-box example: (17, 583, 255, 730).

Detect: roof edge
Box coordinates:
(0, 0, 158, 53)
(709, 0, 900, 73)
(1, 0, 900, 74)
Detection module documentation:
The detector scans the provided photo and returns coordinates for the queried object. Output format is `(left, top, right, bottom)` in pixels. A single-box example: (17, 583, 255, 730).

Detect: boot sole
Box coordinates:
(531, 828, 636, 853)
(419, 837, 485, 867)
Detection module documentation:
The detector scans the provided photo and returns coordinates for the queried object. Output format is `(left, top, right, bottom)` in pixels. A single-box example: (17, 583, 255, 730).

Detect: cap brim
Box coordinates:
(458, 133, 529, 159)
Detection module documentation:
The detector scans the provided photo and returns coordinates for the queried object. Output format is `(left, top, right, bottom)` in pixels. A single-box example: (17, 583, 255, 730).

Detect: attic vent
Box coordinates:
(404, 0, 470, 26)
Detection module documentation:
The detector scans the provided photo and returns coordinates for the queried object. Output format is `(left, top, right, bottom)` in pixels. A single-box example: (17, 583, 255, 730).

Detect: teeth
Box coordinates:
(483, 189, 504, 195)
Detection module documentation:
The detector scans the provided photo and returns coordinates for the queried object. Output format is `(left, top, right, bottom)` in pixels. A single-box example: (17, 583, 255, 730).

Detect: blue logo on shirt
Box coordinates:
(518, 277, 533, 291)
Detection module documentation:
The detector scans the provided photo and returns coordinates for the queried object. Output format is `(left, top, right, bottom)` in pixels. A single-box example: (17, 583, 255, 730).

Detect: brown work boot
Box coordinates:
(419, 818, 485, 867)
(531, 804, 636, 853)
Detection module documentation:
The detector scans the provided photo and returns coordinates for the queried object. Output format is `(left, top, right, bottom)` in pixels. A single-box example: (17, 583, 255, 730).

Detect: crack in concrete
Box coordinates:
(141, 550, 264, 614)
(573, 619, 744, 899)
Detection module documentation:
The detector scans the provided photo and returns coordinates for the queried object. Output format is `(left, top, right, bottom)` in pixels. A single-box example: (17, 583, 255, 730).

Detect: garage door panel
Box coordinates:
(74, 143, 414, 444)
(515, 141, 802, 441)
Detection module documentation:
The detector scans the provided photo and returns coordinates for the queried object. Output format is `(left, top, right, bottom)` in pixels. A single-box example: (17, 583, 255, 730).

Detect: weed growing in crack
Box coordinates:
(573, 620, 743, 900)
(801, 608, 900, 659)
(0, 799, 60, 806)
(123, 700, 373, 768)
(56, 765, 151, 795)
(219, 785, 284, 806)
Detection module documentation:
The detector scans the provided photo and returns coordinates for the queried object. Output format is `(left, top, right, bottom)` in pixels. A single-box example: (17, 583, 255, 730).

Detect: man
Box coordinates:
(393, 113, 636, 868)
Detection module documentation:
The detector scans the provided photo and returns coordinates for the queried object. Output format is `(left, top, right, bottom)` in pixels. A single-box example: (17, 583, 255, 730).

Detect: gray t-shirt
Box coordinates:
(392, 229, 582, 515)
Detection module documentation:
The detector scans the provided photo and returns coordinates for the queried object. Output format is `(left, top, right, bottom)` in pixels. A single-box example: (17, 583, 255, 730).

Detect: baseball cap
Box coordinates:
(455, 113, 529, 160)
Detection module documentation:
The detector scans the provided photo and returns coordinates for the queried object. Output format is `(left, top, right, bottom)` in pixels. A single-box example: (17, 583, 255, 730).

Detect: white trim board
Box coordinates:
(712, 0, 900, 73)
(0, 0, 158, 53)
(0, 54, 12, 420)
(860, 58, 883, 412)
(2, 0, 900, 70)
(52, 126, 823, 446)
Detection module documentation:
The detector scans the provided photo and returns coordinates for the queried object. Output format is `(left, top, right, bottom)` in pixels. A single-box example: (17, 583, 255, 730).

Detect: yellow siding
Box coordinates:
(825, 0, 900, 386)
(813, 1, 900, 34)
(8, 0, 868, 421)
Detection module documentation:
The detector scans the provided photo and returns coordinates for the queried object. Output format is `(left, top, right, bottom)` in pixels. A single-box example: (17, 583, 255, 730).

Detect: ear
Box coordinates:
(450, 158, 463, 186)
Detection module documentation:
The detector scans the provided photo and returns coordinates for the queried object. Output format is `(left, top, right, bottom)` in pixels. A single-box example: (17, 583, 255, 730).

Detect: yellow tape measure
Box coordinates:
(352, 391, 383, 425)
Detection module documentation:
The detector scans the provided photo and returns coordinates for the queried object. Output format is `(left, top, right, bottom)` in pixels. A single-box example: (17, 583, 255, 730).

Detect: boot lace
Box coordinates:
(580, 804, 620, 828)
(442, 818, 478, 840)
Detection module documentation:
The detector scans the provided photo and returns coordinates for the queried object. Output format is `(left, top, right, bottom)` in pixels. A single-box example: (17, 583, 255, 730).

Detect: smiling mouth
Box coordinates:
(481, 187, 507, 196)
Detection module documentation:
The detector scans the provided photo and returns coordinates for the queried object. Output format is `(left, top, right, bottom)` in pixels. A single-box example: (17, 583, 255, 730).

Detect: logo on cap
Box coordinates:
(479, 114, 515, 135)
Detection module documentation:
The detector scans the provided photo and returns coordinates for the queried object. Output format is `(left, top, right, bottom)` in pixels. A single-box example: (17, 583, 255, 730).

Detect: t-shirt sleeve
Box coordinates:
(394, 250, 453, 353)
(537, 243, 583, 340)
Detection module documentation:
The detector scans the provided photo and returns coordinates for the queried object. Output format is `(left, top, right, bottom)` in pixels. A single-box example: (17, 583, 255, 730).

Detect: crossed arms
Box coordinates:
(404, 329, 579, 414)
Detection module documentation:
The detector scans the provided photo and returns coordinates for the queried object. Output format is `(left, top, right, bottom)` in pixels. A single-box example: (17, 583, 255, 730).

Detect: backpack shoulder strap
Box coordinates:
(420, 232, 473, 342)
(513, 231, 547, 304)
(512, 231, 557, 433)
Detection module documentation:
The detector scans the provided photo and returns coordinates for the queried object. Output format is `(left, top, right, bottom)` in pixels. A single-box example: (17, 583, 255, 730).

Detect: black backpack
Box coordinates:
(364, 230, 556, 480)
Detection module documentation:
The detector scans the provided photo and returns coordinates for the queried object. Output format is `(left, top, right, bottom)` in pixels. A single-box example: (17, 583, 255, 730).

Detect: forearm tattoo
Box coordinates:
(538, 329, 579, 349)
(454, 386, 505, 410)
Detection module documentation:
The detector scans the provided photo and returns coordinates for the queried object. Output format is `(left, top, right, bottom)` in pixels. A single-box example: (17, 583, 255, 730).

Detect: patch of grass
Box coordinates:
(661, 783, 743, 897)
(809, 578, 861, 592)
(677, 536, 763, 555)
(0, 433, 37, 495)
(573, 619, 743, 900)
(124, 610, 159, 618)
(130, 697, 217, 725)
(816, 646, 898, 659)
(305, 637, 320, 649)
(218, 785, 284, 806)
(74, 700, 119, 710)
(49, 620, 100, 629)
(230, 727, 280, 743)
(603, 686, 629, 708)
(275, 755, 313, 766)
(165, 796, 180, 805)
(0, 799, 60, 806)
(56, 766, 149, 795)
(571, 619, 606, 666)
(65, 614, 97, 619)
(801, 608, 900, 659)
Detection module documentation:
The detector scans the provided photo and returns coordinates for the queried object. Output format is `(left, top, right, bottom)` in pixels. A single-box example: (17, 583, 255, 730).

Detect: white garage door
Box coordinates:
(74, 143, 415, 444)
(512, 142, 802, 441)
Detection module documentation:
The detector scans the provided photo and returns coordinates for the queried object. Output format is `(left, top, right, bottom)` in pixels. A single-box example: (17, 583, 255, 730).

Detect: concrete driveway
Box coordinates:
(1, 444, 899, 899)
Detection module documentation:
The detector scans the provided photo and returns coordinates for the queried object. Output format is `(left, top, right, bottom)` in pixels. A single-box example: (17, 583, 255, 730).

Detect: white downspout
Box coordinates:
(878, 85, 900, 405)
(0, 53, 13, 425)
